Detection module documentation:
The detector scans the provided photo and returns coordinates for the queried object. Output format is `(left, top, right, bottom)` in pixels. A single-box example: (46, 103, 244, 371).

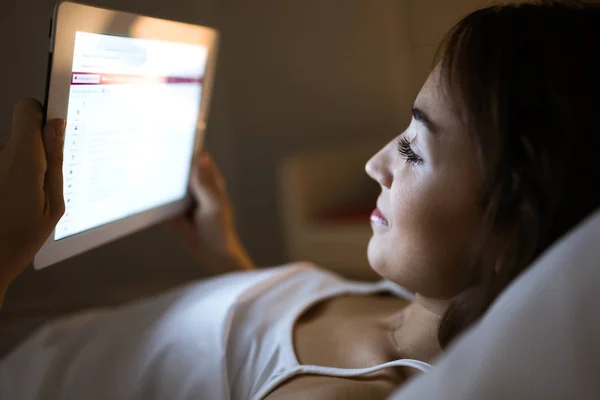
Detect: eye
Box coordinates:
(397, 137, 424, 165)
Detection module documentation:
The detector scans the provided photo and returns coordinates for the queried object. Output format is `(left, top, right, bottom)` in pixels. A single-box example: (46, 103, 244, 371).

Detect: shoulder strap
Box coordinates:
(298, 359, 432, 377)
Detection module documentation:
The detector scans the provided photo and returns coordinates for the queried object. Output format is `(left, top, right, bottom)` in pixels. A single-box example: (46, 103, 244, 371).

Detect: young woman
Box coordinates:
(1, 1, 599, 399)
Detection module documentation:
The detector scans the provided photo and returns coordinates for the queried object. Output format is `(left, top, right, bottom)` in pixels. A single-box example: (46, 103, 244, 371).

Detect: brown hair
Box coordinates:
(436, 0, 600, 347)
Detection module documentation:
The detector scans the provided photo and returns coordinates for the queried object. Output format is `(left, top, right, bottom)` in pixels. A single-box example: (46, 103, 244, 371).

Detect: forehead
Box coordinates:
(414, 66, 463, 133)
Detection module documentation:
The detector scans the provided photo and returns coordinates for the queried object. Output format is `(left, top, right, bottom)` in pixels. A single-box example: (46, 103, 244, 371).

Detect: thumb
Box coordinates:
(43, 118, 67, 220)
(9, 98, 44, 151)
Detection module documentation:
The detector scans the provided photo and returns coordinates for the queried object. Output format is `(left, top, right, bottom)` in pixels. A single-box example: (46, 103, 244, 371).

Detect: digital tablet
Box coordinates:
(34, 1, 218, 269)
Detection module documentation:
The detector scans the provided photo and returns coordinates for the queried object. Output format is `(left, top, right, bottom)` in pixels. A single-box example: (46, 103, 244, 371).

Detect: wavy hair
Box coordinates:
(435, 0, 600, 347)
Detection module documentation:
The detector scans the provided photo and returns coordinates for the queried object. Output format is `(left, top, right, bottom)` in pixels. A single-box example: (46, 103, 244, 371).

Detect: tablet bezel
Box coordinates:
(34, 1, 218, 269)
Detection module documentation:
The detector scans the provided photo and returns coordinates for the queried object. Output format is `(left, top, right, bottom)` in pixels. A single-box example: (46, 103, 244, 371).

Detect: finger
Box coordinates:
(43, 119, 66, 219)
(9, 98, 44, 150)
(189, 159, 222, 215)
(202, 151, 225, 182)
(198, 152, 227, 197)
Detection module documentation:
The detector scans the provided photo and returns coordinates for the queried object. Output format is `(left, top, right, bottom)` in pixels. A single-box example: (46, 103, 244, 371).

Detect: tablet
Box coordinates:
(34, 1, 218, 269)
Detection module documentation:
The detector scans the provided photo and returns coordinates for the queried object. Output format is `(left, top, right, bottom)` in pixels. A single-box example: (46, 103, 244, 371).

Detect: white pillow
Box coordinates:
(389, 209, 600, 400)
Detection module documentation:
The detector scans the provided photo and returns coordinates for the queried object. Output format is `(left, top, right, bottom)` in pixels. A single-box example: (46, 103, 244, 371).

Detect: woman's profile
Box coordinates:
(0, 1, 599, 399)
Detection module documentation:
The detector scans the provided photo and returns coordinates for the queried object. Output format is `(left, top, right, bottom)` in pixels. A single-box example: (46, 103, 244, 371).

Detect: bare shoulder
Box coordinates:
(264, 374, 400, 400)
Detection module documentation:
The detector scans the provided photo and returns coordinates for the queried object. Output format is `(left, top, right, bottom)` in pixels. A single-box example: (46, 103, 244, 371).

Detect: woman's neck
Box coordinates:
(386, 295, 450, 363)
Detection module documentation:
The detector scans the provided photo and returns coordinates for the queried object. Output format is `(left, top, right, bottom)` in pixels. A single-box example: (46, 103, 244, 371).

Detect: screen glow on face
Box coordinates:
(54, 32, 207, 240)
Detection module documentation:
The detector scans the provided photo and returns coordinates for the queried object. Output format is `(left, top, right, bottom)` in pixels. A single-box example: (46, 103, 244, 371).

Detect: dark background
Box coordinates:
(0, 0, 494, 356)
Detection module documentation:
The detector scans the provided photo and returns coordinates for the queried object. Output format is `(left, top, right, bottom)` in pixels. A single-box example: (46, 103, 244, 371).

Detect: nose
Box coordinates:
(365, 142, 393, 189)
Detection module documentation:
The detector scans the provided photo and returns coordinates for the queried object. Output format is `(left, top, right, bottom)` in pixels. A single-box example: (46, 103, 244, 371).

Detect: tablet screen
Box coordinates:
(54, 31, 207, 240)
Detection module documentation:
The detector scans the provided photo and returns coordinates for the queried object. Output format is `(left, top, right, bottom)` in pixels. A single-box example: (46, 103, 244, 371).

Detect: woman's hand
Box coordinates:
(172, 151, 255, 274)
(0, 99, 66, 303)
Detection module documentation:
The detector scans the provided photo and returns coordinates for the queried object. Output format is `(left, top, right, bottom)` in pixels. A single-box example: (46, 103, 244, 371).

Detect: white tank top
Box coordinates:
(0, 263, 432, 400)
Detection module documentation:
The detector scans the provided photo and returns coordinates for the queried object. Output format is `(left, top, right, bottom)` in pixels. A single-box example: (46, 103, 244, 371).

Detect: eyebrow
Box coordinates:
(411, 105, 438, 135)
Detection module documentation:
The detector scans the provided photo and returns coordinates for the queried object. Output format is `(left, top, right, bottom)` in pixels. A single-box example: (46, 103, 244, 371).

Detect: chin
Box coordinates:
(367, 235, 418, 293)
(367, 235, 387, 278)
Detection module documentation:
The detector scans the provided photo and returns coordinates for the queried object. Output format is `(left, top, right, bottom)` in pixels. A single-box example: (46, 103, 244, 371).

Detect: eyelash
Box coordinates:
(397, 137, 424, 165)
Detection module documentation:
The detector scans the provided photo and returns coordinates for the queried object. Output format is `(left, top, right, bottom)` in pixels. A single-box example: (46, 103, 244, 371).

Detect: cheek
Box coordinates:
(369, 173, 481, 298)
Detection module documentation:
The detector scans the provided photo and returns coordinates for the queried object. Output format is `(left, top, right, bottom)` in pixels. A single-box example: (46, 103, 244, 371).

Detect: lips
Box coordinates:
(370, 208, 389, 227)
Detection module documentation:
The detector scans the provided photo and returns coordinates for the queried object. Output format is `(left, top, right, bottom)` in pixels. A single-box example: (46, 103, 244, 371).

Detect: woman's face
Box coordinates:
(366, 67, 482, 299)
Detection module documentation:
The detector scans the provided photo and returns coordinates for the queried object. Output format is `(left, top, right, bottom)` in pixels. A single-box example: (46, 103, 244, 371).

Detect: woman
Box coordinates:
(1, 1, 599, 399)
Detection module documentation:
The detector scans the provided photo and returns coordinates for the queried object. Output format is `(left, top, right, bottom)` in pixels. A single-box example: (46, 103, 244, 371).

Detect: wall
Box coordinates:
(217, 0, 414, 265)
(0, 0, 414, 353)
(0, 1, 414, 272)
(220, 0, 504, 266)
(0, 0, 224, 355)
(0, 0, 502, 353)
(405, 0, 497, 93)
